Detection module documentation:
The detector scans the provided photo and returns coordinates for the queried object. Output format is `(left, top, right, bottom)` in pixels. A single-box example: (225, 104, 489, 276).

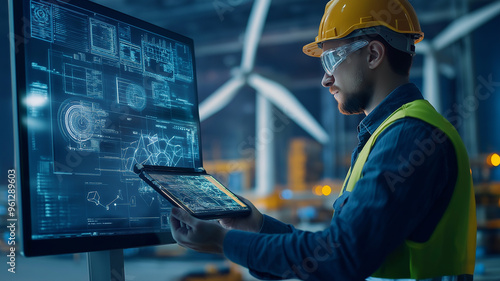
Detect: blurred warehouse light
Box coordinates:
(321, 185, 332, 196)
(313, 185, 333, 196)
(297, 206, 317, 221)
(313, 185, 322, 196)
(280, 189, 293, 200)
(487, 153, 500, 167)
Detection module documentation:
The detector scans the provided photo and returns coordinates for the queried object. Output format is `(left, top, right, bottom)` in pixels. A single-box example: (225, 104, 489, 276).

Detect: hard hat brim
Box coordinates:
(303, 41, 323, 58)
(302, 28, 424, 58)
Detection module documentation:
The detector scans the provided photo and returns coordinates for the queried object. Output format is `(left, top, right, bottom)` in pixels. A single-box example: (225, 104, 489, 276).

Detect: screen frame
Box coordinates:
(10, 0, 203, 257)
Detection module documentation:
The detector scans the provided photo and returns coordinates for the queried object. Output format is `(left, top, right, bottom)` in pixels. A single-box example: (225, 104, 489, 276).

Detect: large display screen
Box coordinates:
(10, 0, 202, 256)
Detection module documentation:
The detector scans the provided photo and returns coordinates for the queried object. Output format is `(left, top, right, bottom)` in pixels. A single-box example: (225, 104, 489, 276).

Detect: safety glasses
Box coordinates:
(321, 40, 369, 76)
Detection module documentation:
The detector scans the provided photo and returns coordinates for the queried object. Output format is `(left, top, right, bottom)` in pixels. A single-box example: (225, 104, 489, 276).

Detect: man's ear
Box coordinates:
(367, 40, 385, 70)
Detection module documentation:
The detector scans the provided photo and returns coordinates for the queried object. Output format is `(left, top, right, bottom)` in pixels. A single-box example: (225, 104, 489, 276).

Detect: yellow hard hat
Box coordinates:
(303, 0, 424, 57)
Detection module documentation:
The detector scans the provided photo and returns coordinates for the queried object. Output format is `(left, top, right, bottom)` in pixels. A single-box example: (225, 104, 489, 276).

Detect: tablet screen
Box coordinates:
(148, 173, 248, 215)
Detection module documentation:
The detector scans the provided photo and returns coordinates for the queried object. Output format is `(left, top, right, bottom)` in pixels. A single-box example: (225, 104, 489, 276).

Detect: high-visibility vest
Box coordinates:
(339, 99, 476, 279)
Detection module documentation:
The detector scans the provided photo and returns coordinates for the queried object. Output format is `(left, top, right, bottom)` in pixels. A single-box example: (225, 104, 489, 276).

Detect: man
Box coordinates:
(170, 0, 477, 280)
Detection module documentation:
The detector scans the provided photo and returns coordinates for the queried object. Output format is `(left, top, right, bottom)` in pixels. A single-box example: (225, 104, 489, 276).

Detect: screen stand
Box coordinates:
(88, 249, 125, 281)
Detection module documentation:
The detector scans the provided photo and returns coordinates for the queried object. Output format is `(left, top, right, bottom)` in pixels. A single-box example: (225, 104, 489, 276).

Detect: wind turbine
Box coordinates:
(417, 1, 500, 112)
(416, 0, 500, 157)
(198, 0, 329, 197)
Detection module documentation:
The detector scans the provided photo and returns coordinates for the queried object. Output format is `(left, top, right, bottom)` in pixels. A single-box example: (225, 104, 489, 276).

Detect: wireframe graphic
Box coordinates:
(64, 63, 104, 99)
(118, 23, 131, 41)
(152, 81, 171, 108)
(119, 41, 142, 69)
(116, 77, 147, 111)
(48, 49, 105, 99)
(58, 100, 108, 151)
(122, 132, 187, 172)
(30, 1, 52, 42)
(63, 64, 90, 96)
(90, 18, 118, 58)
(87, 190, 124, 210)
(126, 84, 147, 111)
(138, 183, 156, 207)
(65, 103, 94, 142)
(142, 38, 175, 81)
(174, 43, 193, 82)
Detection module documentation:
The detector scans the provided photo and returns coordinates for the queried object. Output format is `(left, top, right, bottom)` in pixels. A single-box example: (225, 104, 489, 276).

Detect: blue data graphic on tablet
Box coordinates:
(148, 173, 248, 214)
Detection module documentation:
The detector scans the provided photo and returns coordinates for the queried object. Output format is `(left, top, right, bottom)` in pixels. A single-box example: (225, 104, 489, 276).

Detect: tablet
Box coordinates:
(134, 164, 251, 219)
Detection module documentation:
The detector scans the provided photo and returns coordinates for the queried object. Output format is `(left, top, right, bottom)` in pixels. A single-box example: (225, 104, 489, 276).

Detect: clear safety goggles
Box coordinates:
(320, 40, 369, 76)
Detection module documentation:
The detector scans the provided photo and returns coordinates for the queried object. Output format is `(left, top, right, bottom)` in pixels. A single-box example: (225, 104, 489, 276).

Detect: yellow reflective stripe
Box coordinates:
(344, 102, 411, 193)
(339, 167, 351, 196)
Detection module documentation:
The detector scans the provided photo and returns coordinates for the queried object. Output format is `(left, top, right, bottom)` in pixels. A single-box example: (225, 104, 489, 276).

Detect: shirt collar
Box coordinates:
(357, 83, 424, 142)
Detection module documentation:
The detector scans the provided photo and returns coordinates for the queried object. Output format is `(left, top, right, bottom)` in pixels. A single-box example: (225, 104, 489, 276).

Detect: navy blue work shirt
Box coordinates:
(223, 83, 458, 281)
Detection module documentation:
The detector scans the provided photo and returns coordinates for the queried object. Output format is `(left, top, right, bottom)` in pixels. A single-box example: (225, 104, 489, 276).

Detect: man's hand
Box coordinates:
(170, 196, 263, 254)
(218, 196, 263, 233)
(170, 207, 228, 254)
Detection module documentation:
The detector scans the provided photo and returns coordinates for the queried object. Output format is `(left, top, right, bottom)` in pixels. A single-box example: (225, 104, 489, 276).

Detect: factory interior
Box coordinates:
(1, 0, 500, 280)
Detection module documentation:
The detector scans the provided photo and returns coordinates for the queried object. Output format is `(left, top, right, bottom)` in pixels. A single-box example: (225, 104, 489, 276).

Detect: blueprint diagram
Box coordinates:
(23, 0, 200, 238)
(149, 174, 247, 213)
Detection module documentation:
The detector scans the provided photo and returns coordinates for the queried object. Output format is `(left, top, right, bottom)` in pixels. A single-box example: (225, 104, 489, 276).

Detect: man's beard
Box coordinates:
(337, 89, 371, 115)
(336, 69, 372, 115)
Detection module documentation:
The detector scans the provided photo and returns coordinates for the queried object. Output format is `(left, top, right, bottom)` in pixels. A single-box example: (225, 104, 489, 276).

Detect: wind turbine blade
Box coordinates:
(433, 1, 500, 51)
(198, 75, 245, 121)
(248, 74, 330, 144)
(240, 0, 272, 73)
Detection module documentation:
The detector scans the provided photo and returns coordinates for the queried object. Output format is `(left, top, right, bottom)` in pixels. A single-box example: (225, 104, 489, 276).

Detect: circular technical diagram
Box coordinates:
(33, 6, 50, 26)
(62, 103, 95, 142)
(126, 84, 147, 111)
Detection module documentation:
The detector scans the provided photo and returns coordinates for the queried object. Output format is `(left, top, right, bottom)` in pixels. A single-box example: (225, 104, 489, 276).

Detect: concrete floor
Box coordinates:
(0, 253, 499, 281)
